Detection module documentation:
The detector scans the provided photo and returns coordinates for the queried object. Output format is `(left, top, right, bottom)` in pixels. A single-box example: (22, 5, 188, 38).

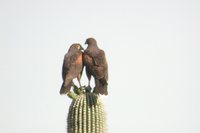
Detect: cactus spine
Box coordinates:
(67, 87, 106, 133)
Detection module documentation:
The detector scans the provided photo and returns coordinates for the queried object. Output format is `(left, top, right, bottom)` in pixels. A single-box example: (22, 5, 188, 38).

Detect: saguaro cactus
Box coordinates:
(67, 87, 107, 133)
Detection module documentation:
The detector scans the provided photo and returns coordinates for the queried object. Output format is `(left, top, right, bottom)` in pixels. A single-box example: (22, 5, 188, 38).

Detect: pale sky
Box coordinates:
(0, 0, 200, 133)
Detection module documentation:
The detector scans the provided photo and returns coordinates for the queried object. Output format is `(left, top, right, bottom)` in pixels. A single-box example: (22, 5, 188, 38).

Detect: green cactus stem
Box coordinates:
(67, 87, 106, 133)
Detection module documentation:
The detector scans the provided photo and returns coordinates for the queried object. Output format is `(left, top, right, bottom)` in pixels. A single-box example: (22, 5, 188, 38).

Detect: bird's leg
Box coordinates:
(85, 70, 92, 92)
(87, 73, 91, 87)
(85, 76, 92, 93)
(84, 79, 92, 93)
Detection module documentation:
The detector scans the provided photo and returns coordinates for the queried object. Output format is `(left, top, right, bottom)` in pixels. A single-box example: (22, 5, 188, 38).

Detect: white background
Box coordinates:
(0, 0, 200, 133)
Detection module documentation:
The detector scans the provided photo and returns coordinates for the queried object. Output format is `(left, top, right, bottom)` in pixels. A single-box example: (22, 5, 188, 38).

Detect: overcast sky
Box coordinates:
(0, 0, 200, 133)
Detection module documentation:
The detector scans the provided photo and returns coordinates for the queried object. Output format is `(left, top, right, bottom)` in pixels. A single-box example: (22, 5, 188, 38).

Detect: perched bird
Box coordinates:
(83, 38, 108, 95)
(60, 43, 84, 95)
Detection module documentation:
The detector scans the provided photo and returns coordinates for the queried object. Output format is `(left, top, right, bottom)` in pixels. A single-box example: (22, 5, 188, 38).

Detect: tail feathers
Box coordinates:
(60, 81, 73, 94)
(94, 79, 108, 95)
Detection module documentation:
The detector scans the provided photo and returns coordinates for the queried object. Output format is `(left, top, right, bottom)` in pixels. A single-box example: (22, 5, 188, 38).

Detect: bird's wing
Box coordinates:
(83, 49, 106, 66)
(94, 50, 108, 79)
(93, 50, 106, 66)
(84, 49, 108, 80)
(62, 52, 81, 80)
(62, 54, 70, 80)
(83, 50, 94, 65)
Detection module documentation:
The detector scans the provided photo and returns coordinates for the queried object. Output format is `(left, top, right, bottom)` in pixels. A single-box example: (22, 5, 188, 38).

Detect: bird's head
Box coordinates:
(69, 43, 84, 52)
(85, 38, 97, 46)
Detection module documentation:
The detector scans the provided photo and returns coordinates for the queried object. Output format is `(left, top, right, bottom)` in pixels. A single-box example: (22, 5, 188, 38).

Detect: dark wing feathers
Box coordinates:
(62, 53, 72, 80)
(62, 62, 68, 80)
(93, 50, 106, 66)
(83, 49, 108, 80)
(62, 52, 81, 78)
(62, 54, 70, 80)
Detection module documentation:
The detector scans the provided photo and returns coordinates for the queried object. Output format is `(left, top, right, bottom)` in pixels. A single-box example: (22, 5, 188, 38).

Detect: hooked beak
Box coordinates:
(84, 40, 88, 45)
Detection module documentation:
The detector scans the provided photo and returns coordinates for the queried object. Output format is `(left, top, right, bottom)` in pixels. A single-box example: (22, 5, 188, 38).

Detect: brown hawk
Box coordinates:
(83, 38, 108, 95)
(60, 43, 84, 94)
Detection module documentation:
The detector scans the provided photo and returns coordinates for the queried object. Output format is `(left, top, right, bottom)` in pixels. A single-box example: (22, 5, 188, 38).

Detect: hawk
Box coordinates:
(60, 43, 84, 94)
(83, 38, 108, 95)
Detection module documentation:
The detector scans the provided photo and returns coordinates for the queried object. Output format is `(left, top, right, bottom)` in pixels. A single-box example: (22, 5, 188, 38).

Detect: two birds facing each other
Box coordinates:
(60, 38, 108, 96)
